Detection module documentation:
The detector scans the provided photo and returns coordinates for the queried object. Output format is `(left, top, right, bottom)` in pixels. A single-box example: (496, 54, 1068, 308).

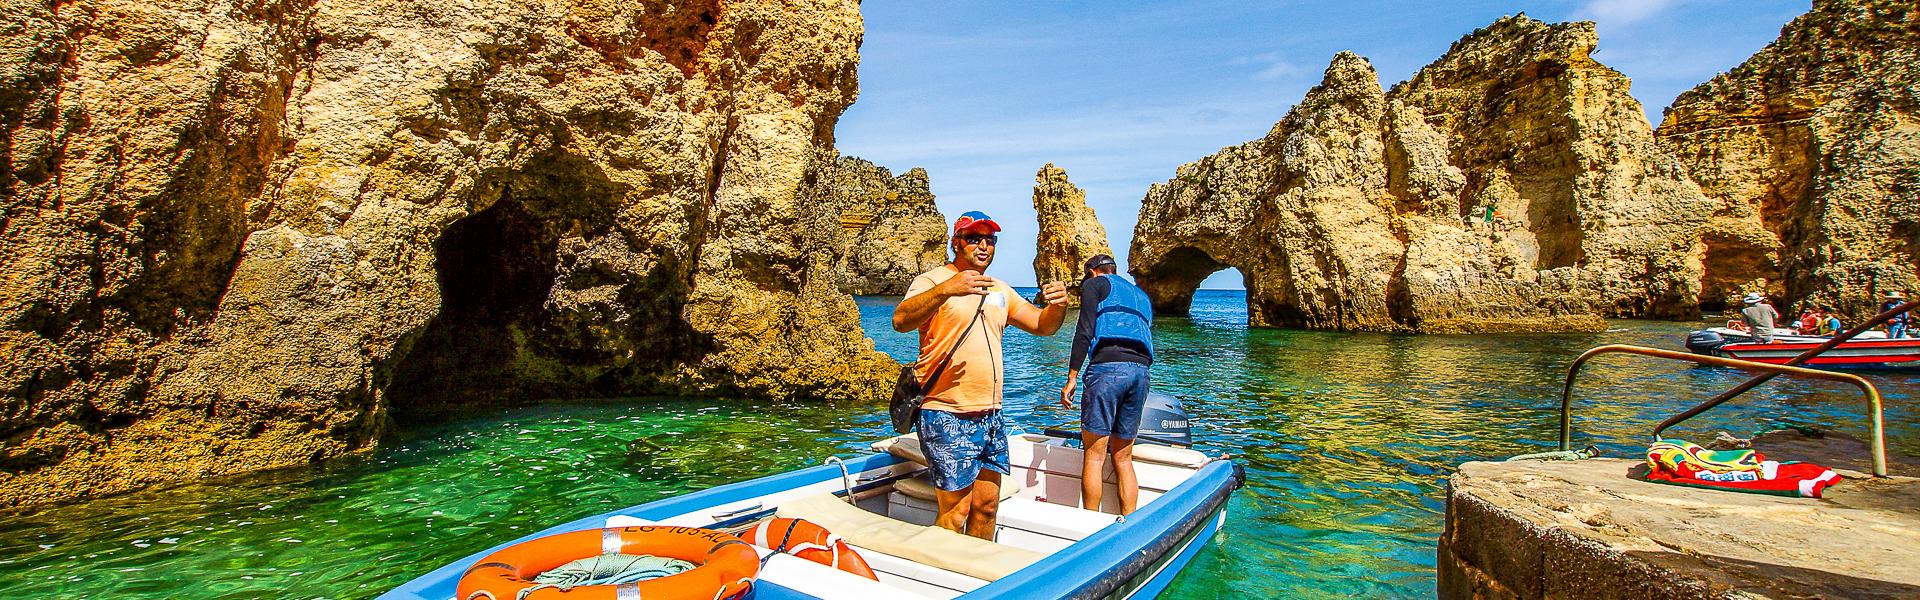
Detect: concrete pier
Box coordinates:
(1440, 432, 1920, 599)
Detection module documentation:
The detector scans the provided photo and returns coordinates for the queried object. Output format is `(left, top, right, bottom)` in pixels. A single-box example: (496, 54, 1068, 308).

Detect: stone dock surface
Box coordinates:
(1440, 434, 1920, 599)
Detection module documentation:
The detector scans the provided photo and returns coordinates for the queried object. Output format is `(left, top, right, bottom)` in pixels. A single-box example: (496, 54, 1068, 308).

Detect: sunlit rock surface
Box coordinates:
(1031, 164, 1112, 307)
(1656, 0, 1920, 317)
(812, 153, 947, 295)
(1441, 432, 1920, 599)
(0, 0, 893, 506)
(1130, 17, 1713, 333)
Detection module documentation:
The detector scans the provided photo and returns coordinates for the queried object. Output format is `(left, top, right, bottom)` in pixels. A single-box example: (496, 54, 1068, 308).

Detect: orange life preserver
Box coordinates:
(1727, 319, 1749, 332)
(456, 526, 758, 600)
(743, 518, 877, 580)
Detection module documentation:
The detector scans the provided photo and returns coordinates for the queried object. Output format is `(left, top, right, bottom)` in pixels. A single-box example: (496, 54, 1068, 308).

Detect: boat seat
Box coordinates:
(777, 493, 1044, 582)
(872, 434, 1024, 499)
(893, 473, 1021, 502)
(874, 432, 1209, 469)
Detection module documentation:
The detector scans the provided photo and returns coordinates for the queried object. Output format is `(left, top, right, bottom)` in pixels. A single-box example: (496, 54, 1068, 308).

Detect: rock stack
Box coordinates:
(1656, 0, 1920, 317)
(1130, 16, 1713, 333)
(1031, 164, 1113, 306)
(810, 154, 948, 295)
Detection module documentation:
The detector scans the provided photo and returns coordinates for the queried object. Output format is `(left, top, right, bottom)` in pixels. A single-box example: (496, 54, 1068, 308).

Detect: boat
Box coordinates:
(381, 430, 1243, 600)
(1684, 325, 1920, 370)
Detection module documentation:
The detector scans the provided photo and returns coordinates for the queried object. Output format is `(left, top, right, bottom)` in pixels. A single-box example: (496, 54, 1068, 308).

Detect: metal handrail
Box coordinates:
(1558, 344, 1887, 477)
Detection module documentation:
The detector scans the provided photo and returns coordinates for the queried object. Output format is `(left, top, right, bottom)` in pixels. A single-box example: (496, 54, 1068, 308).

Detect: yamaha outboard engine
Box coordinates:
(1137, 392, 1192, 447)
(1685, 329, 1727, 355)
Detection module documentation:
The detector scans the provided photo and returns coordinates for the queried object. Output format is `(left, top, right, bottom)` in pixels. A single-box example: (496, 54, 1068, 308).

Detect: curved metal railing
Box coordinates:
(1557, 344, 1886, 477)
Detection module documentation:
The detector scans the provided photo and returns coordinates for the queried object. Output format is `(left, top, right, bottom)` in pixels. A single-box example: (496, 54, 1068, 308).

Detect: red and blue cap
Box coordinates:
(953, 210, 1001, 234)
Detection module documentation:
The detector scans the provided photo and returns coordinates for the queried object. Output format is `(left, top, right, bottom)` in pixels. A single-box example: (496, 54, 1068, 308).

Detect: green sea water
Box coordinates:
(2, 290, 1914, 599)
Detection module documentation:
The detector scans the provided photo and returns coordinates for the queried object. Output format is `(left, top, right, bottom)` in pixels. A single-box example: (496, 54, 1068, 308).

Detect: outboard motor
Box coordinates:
(1137, 392, 1193, 447)
(1685, 329, 1727, 355)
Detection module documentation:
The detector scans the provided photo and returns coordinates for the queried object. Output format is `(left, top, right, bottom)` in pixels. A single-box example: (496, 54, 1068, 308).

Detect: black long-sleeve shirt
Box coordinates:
(1069, 276, 1152, 370)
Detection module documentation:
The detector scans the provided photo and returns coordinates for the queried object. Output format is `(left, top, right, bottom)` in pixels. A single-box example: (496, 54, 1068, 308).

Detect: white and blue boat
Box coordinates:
(383, 430, 1242, 599)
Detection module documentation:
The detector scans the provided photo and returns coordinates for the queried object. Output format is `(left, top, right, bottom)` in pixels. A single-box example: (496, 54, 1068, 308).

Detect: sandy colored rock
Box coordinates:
(1031, 164, 1112, 307)
(1656, 0, 1920, 317)
(811, 153, 947, 295)
(1130, 17, 1712, 333)
(1440, 434, 1920, 599)
(0, 0, 894, 507)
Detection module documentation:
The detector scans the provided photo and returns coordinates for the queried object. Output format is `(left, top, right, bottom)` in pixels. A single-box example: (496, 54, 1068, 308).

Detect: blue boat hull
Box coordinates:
(383, 453, 1242, 600)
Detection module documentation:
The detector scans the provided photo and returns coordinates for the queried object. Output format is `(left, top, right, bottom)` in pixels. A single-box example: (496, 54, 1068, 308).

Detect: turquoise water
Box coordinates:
(1, 290, 1914, 599)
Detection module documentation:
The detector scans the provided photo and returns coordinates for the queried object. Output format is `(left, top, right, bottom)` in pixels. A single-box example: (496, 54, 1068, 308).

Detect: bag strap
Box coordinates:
(921, 294, 989, 389)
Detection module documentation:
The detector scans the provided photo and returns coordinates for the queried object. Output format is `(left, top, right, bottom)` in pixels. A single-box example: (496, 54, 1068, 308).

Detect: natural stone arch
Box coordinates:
(1131, 246, 1233, 317)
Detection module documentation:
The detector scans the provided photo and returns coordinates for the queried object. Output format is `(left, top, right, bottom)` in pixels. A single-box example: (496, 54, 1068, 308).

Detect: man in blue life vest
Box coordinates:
(1057, 253, 1153, 515)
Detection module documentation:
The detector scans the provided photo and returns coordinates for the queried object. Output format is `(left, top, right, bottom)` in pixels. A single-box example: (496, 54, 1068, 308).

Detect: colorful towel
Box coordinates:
(1643, 439, 1841, 498)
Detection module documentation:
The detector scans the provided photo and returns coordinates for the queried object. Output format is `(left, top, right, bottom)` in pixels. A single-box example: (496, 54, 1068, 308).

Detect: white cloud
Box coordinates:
(1231, 52, 1303, 81)
(1576, 0, 1680, 27)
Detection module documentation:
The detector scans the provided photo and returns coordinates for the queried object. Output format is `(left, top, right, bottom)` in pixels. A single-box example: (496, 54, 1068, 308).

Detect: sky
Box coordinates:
(833, 1, 1810, 288)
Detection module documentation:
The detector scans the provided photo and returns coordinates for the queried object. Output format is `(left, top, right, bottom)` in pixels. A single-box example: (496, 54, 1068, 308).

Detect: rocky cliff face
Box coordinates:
(1131, 17, 1713, 333)
(812, 154, 947, 295)
(1656, 0, 1920, 316)
(1031, 164, 1111, 306)
(0, 0, 894, 507)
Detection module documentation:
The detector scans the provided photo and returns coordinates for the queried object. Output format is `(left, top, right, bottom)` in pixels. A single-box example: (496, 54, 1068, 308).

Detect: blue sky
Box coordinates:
(834, 1, 1809, 288)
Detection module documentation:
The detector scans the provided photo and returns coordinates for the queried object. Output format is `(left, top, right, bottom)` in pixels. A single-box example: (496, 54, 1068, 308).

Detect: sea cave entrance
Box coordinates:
(1132, 246, 1243, 318)
(382, 197, 563, 418)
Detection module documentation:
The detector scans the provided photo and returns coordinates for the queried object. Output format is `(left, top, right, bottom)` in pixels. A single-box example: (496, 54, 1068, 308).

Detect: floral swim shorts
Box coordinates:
(915, 408, 1011, 492)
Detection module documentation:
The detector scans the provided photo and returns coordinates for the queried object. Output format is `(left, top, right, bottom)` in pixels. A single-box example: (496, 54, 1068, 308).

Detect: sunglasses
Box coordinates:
(960, 233, 999, 246)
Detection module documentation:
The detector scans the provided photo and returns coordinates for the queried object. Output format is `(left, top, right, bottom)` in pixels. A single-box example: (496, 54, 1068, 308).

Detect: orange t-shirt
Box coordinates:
(904, 265, 1035, 413)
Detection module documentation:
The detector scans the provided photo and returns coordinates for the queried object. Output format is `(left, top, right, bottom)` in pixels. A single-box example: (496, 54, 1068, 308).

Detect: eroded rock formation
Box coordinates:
(812, 154, 947, 295)
(1131, 17, 1713, 333)
(1656, 0, 1920, 316)
(0, 0, 894, 507)
(1031, 164, 1112, 306)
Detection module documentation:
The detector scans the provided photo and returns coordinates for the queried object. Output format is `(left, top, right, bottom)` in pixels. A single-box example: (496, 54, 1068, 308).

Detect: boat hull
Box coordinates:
(382, 447, 1242, 600)
(1718, 338, 1920, 370)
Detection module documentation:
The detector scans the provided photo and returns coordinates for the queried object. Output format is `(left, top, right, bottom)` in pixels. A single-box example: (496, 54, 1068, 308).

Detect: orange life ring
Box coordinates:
(456, 526, 758, 600)
(744, 518, 877, 580)
(1726, 319, 1748, 332)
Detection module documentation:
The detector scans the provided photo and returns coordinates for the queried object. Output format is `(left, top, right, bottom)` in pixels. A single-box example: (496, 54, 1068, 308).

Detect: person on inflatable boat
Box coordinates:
(892, 210, 1071, 540)
(1740, 292, 1779, 343)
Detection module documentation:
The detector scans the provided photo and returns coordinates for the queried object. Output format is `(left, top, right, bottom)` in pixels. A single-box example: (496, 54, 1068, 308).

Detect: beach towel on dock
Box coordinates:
(1642, 439, 1841, 498)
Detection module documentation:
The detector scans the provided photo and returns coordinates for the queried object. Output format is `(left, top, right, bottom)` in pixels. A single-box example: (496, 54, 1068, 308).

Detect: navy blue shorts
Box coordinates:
(1081, 362, 1150, 438)
(916, 409, 1011, 492)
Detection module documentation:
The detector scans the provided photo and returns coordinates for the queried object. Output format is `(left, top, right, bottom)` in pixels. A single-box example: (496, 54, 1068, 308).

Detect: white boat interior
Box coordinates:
(608, 432, 1217, 599)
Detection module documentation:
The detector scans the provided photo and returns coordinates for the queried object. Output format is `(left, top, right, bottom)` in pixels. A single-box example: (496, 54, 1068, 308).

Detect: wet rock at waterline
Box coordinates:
(1031, 164, 1113, 307)
(1656, 0, 1920, 318)
(1130, 17, 1712, 333)
(0, 0, 894, 507)
(812, 154, 949, 296)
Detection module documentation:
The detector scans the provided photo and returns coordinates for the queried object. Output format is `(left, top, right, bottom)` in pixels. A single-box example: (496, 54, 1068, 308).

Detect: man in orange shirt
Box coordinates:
(892, 211, 1070, 539)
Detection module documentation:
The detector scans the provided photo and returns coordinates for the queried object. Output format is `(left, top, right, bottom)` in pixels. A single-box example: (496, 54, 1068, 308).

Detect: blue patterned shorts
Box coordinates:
(916, 409, 1011, 492)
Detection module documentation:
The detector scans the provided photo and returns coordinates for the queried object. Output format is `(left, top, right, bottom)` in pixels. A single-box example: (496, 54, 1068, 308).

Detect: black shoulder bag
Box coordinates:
(890, 295, 988, 434)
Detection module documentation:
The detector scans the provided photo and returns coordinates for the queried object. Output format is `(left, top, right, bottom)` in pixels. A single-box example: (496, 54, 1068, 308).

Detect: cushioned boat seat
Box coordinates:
(1131, 444, 1210, 468)
(893, 473, 1021, 502)
(776, 493, 1044, 582)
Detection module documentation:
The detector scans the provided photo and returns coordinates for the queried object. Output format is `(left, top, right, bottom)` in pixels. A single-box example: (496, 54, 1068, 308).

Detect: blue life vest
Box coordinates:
(1090, 274, 1154, 359)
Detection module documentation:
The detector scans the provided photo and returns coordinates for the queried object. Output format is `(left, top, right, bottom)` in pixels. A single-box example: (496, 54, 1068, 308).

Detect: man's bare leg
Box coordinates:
(1080, 432, 1110, 511)
(934, 485, 973, 534)
(1112, 436, 1139, 515)
(965, 470, 1002, 540)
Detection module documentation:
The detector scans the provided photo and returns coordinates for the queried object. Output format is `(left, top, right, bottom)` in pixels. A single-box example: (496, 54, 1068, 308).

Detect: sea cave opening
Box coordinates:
(1133, 246, 1237, 318)
(382, 197, 562, 420)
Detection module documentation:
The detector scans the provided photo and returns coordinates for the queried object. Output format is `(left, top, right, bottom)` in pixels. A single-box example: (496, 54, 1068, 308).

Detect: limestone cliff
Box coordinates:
(811, 153, 947, 295)
(0, 0, 894, 507)
(1657, 0, 1920, 316)
(1131, 17, 1713, 333)
(1031, 164, 1112, 307)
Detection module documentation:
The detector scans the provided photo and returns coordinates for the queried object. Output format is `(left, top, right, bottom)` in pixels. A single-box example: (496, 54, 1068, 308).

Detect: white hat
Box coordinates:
(1888, 291, 1905, 299)
(1742, 292, 1764, 304)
